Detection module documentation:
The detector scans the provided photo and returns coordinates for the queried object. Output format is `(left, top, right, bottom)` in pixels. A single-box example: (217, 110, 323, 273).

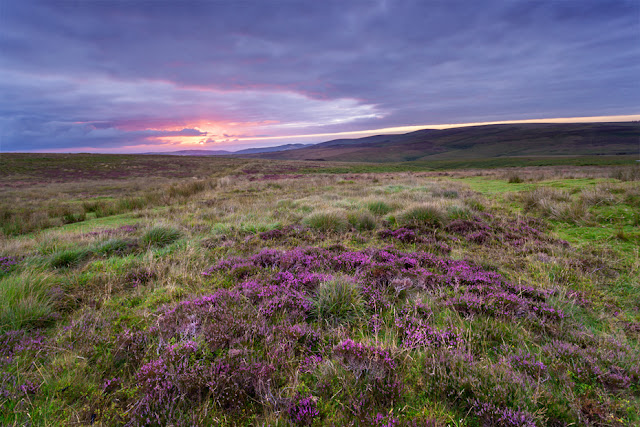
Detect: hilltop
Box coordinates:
(247, 122, 640, 162)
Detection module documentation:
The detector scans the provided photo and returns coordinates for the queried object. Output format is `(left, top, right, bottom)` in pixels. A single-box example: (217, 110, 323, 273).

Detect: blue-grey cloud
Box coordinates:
(1, 0, 638, 151)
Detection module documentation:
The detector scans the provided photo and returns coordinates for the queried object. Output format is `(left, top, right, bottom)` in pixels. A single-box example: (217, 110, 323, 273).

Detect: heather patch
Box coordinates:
(205, 245, 566, 325)
(0, 256, 20, 277)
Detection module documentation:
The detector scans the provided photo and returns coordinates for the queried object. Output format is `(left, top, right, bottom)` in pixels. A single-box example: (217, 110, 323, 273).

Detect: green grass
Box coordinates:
(49, 248, 91, 269)
(366, 200, 395, 216)
(0, 274, 55, 331)
(347, 211, 377, 231)
(141, 226, 182, 247)
(304, 210, 349, 232)
(311, 277, 365, 325)
(397, 203, 448, 228)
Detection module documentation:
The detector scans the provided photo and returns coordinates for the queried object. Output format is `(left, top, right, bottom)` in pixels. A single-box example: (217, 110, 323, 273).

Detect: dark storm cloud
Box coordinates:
(1, 0, 638, 151)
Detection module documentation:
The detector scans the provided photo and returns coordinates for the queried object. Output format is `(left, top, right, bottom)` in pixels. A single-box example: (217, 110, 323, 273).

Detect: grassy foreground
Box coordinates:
(0, 158, 638, 426)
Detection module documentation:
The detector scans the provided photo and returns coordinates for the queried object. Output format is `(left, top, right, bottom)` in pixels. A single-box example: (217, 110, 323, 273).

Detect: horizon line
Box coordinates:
(6, 114, 640, 154)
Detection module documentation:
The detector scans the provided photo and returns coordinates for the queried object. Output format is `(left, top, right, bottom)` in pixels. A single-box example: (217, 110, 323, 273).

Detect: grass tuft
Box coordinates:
(95, 238, 138, 257)
(304, 211, 349, 233)
(397, 203, 448, 228)
(0, 274, 55, 331)
(311, 277, 365, 325)
(347, 211, 377, 231)
(49, 248, 91, 269)
(610, 165, 640, 182)
(366, 200, 395, 216)
(141, 226, 182, 247)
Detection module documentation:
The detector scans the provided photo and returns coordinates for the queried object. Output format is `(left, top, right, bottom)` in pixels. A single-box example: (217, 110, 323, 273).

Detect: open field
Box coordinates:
(0, 156, 638, 426)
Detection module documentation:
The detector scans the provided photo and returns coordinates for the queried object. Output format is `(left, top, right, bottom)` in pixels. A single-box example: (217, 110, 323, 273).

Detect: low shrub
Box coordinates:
(82, 200, 100, 213)
(142, 226, 182, 247)
(94, 201, 119, 218)
(441, 190, 459, 198)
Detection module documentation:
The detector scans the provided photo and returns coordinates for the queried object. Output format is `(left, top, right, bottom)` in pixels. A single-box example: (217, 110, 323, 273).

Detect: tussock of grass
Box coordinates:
(95, 238, 138, 257)
(142, 226, 182, 247)
(366, 200, 394, 216)
(0, 274, 55, 331)
(49, 248, 90, 269)
(397, 203, 448, 228)
(304, 210, 348, 233)
(347, 211, 377, 231)
(446, 204, 473, 220)
(610, 165, 640, 182)
(311, 277, 365, 325)
(521, 187, 569, 213)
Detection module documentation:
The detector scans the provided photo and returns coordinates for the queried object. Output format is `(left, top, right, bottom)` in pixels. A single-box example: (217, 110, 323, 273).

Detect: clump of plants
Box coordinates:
(141, 226, 182, 247)
(0, 274, 55, 331)
(95, 238, 139, 257)
(347, 210, 377, 231)
(49, 248, 91, 269)
(311, 277, 365, 325)
(366, 200, 395, 216)
(303, 210, 348, 233)
(397, 203, 448, 229)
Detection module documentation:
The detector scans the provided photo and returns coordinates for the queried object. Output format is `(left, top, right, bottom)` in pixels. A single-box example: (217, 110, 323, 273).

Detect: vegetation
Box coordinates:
(0, 156, 638, 426)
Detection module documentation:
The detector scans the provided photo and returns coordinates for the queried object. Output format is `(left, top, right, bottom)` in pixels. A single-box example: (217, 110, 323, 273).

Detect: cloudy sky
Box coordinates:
(1, 0, 638, 153)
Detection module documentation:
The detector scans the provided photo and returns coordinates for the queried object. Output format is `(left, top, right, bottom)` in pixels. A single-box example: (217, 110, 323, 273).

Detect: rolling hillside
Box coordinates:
(249, 122, 640, 162)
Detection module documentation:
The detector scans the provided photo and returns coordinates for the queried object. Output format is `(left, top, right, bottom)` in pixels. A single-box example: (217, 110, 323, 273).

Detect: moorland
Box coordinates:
(0, 151, 639, 426)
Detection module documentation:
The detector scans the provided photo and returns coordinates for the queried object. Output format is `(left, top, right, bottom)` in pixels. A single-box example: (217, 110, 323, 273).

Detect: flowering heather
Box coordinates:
(130, 339, 275, 425)
(469, 399, 536, 427)
(0, 256, 20, 273)
(0, 330, 46, 400)
(506, 349, 547, 378)
(287, 393, 319, 425)
(123, 268, 157, 287)
(378, 227, 418, 243)
(333, 339, 396, 379)
(395, 309, 460, 349)
(206, 245, 565, 324)
(444, 214, 568, 252)
(542, 339, 637, 390)
(0, 329, 45, 368)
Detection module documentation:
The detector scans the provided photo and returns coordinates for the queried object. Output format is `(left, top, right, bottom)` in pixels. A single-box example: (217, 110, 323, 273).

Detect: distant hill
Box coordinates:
(246, 122, 640, 162)
(144, 143, 311, 156)
(143, 149, 231, 156)
(235, 143, 311, 154)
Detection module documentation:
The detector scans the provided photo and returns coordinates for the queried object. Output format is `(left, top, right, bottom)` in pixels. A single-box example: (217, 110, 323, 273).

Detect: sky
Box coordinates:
(1, 0, 639, 153)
